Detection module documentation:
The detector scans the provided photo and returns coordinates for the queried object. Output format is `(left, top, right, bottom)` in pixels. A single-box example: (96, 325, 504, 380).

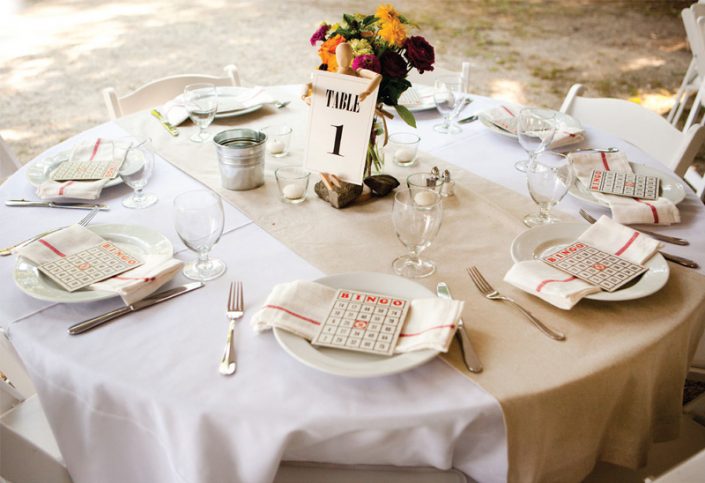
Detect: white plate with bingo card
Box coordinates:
(510, 223, 669, 302)
(13, 224, 173, 303)
(569, 163, 686, 207)
(398, 85, 437, 112)
(274, 272, 439, 378)
(27, 151, 124, 189)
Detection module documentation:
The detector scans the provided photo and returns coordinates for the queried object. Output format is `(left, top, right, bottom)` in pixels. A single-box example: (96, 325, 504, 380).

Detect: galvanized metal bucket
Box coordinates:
(213, 129, 266, 191)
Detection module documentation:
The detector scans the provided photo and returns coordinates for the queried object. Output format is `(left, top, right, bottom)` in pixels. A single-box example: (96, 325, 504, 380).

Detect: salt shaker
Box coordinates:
(441, 169, 455, 197)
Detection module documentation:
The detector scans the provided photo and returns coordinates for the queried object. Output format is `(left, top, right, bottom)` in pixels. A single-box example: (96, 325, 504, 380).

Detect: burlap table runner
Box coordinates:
(118, 103, 705, 483)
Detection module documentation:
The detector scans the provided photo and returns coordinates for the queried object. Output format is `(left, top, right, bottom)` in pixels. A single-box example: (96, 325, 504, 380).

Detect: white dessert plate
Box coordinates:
(274, 272, 439, 378)
(510, 223, 669, 302)
(27, 152, 123, 188)
(214, 86, 265, 118)
(568, 162, 687, 206)
(13, 224, 173, 303)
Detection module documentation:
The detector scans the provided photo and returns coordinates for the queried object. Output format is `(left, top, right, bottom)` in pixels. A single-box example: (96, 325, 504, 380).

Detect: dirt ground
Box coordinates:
(0, 0, 695, 163)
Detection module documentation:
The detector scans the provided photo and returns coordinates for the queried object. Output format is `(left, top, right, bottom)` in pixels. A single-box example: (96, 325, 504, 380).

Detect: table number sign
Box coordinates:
(303, 71, 380, 185)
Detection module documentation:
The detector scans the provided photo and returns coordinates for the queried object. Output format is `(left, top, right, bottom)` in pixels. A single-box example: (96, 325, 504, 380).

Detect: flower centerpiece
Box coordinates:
(309, 4, 435, 176)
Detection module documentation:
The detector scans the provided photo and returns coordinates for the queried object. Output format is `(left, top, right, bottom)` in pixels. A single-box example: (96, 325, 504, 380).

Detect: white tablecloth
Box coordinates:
(2, 85, 705, 483)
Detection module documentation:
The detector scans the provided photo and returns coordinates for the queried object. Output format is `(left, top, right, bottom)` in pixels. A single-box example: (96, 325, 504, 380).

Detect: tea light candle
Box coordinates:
(282, 183, 305, 200)
(268, 139, 285, 155)
(414, 191, 437, 206)
(394, 148, 415, 163)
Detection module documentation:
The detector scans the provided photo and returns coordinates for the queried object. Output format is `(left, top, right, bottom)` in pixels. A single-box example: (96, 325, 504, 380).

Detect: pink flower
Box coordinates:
(309, 24, 330, 46)
(352, 54, 381, 74)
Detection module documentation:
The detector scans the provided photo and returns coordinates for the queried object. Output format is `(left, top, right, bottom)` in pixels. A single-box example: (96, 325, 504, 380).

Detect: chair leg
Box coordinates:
(669, 60, 697, 124)
(684, 86, 704, 132)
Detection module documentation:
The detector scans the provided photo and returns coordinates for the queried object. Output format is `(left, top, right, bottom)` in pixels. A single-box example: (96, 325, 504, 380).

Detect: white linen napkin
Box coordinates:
(569, 151, 680, 225)
(504, 215, 662, 310)
(15, 224, 183, 305)
(158, 87, 272, 126)
(482, 106, 584, 148)
(37, 138, 116, 201)
(251, 280, 465, 353)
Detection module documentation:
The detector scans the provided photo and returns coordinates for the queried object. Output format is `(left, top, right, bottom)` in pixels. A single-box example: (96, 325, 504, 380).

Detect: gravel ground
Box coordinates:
(0, 0, 694, 163)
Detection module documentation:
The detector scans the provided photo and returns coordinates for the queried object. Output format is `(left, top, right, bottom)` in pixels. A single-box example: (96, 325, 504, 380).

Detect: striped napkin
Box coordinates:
(570, 151, 680, 225)
(251, 280, 464, 353)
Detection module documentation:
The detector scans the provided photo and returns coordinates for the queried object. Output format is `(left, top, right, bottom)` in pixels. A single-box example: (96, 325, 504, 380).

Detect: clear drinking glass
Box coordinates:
(433, 75, 464, 134)
(118, 137, 158, 209)
(515, 107, 557, 172)
(524, 151, 575, 227)
(174, 190, 226, 281)
(392, 188, 443, 278)
(184, 83, 218, 143)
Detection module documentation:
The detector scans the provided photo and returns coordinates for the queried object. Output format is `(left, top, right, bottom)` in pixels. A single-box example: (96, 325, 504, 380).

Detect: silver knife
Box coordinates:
(458, 114, 479, 124)
(559, 147, 619, 155)
(436, 282, 483, 373)
(68, 282, 204, 335)
(661, 251, 700, 269)
(6, 199, 109, 211)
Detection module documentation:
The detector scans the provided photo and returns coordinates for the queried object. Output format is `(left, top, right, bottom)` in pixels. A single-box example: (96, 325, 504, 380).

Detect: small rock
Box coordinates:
(314, 180, 363, 209)
(364, 174, 400, 197)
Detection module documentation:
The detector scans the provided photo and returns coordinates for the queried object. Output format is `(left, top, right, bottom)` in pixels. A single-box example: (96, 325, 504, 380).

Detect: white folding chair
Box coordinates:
(0, 329, 73, 483)
(407, 61, 472, 92)
(560, 84, 705, 180)
(102, 64, 240, 119)
(0, 133, 22, 183)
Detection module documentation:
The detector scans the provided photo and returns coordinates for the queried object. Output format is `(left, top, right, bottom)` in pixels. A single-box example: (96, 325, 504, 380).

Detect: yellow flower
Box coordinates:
(378, 19, 407, 47)
(376, 4, 400, 24)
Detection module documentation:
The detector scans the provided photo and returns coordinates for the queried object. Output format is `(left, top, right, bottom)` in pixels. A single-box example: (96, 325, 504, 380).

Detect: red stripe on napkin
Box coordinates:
(89, 138, 102, 161)
(635, 199, 659, 224)
(501, 106, 515, 117)
(535, 276, 577, 293)
(58, 181, 74, 195)
(38, 239, 66, 257)
(264, 304, 321, 326)
(600, 152, 610, 171)
(113, 276, 156, 282)
(615, 231, 640, 256)
(399, 324, 456, 337)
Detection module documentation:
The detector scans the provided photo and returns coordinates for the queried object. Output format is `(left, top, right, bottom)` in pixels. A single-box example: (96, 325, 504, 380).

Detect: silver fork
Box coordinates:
(466, 266, 566, 341)
(0, 207, 99, 256)
(219, 281, 244, 376)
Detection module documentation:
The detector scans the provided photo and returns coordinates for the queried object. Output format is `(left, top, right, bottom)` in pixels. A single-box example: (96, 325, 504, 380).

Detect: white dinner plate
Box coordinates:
(478, 109, 583, 139)
(398, 85, 437, 112)
(27, 151, 123, 189)
(273, 272, 439, 378)
(568, 162, 687, 207)
(214, 86, 265, 119)
(510, 223, 669, 301)
(13, 224, 173, 303)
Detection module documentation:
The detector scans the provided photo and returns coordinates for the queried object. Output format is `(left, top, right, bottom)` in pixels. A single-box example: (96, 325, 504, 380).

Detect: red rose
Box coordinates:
(380, 51, 407, 78)
(404, 36, 435, 74)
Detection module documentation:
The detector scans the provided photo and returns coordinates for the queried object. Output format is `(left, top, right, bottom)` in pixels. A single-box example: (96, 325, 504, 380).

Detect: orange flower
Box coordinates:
(379, 19, 406, 47)
(318, 35, 345, 72)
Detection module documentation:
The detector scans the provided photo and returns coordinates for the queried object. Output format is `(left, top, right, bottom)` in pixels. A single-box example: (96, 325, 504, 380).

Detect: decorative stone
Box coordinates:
(364, 174, 400, 197)
(314, 180, 363, 209)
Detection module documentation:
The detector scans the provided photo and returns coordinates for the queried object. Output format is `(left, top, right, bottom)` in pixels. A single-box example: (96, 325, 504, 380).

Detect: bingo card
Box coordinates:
(50, 158, 123, 181)
(311, 289, 410, 356)
(541, 241, 647, 292)
(588, 169, 660, 200)
(38, 241, 143, 292)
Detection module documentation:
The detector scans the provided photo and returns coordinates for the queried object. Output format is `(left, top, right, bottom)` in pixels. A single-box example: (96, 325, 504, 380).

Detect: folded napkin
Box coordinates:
(37, 138, 116, 201)
(570, 151, 680, 225)
(504, 215, 662, 310)
(16, 224, 183, 305)
(482, 106, 584, 148)
(251, 280, 465, 353)
(158, 87, 273, 126)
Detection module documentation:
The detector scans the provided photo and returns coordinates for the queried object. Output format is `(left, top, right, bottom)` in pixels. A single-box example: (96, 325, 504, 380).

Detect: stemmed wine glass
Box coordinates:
(524, 151, 575, 227)
(514, 107, 557, 172)
(184, 83, 218, 143)
(174, 190, 226, 281)
(118, 137, 158, 209)
(433, 75, 464, 134)
(392, 188, 443, 278)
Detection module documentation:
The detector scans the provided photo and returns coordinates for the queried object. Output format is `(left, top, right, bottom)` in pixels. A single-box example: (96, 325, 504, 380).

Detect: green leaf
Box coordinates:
(362, 15, 376, 25)
(395, 104, 417, 128)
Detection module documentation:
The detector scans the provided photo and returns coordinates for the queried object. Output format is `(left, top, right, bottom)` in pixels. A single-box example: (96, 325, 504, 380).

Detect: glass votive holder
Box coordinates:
(389, 133, 420, 167)
(406, 172, 444, 196)
(275, 166, 310, 204)
(261, 125, 292, 158)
